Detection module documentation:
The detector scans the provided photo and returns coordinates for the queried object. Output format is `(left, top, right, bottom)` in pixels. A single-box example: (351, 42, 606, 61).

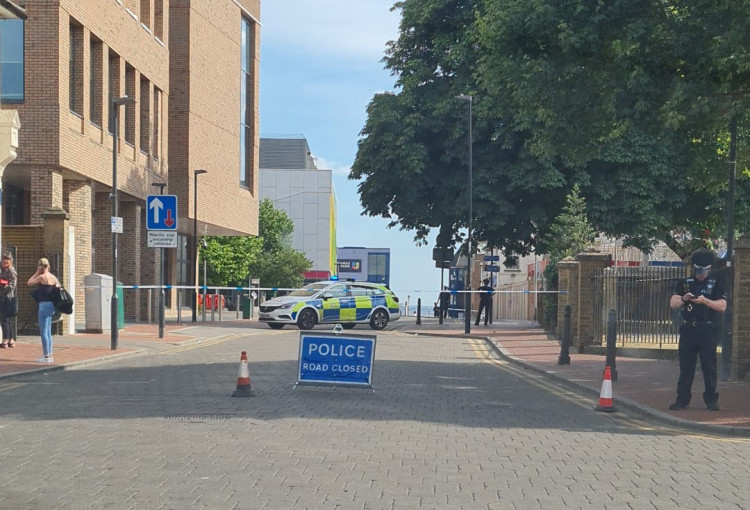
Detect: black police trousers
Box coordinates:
(675, 323, 719, 407)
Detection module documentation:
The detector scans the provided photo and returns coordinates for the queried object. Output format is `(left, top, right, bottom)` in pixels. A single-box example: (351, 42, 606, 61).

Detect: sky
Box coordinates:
(259, 1, 444, 305)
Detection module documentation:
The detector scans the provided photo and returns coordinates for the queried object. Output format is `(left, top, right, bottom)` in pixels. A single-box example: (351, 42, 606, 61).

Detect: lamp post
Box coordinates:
(111, 95, 135, 350)
(151, 181, 167, 338)
(457, 94, 473, 334)
(192, 169, 207, 322)
(721, 118, 737, 381)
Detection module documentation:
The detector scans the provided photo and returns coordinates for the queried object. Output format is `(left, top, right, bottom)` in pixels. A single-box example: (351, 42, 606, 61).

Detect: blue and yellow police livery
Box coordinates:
(258, 281, 401, 330)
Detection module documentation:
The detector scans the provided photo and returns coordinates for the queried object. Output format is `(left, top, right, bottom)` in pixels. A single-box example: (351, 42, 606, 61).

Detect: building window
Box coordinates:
(154, 0, 164, 40)
(124, 64, 135, 145)
(90, 36, 103, 126)
(69, 21, 84, 114)
(153, 87, 161, 160)
(0, 19, 24, 102)
(239, 17, 255, 188)
(108, 51, 120, 134)
(176, 234, 189, 286)
(139, 76, 150, 153)
(140, 0, 151, 29)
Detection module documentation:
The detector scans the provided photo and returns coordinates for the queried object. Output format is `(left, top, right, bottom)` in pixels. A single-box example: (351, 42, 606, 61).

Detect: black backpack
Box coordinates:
(52, 287, 74, 315)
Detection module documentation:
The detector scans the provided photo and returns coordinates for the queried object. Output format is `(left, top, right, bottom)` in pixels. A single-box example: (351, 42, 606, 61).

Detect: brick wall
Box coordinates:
(576, 251, 612, 349)
(557, 258, 578, 343)
(30, 168, 63, 224)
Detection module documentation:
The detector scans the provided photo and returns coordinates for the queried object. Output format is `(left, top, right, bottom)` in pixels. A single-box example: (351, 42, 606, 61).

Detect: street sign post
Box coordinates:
(146, 195, 178, 230)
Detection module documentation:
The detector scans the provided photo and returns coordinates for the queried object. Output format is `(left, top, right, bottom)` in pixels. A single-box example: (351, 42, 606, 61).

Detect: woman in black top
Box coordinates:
(27, 257, 60, 363)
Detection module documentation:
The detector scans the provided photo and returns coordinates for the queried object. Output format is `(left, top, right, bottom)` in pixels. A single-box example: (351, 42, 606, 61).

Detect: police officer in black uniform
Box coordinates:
(669, 248, 727, 411)
(475, 279, 494, 326)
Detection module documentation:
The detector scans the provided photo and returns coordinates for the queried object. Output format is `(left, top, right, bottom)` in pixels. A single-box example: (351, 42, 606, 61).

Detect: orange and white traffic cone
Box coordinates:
(231, 351, 252, 398)
(595, 365, 616, 413)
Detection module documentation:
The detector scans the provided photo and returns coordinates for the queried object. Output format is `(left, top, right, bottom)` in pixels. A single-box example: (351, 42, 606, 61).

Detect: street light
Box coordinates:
(111, 95, 136, 350)
(192, 169, 207, 322)
(457, 94, 473, 334)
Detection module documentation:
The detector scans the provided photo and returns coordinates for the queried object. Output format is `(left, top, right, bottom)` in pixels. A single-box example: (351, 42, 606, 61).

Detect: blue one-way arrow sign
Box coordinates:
(147, 195, 178, 230)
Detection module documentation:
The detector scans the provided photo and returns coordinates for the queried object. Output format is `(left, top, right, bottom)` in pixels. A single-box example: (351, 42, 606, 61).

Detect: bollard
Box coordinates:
(416, 298, 421, 325)
(235, 293, 240, 319)
(147, 289, 152, 324)
(177, 289, 182, 323)
(557, 305, 571, 365)
(606, 309, 618, 382)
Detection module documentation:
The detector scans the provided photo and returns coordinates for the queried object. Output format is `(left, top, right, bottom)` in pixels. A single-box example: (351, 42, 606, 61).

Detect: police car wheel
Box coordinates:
(369, 309, 389, 330)
(341, 324, 356, 330)
(297, 309, 318, 330)
(268, 323, 284, 330)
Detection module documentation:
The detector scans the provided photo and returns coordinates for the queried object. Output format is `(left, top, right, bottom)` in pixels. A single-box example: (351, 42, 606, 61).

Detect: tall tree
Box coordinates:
(352, 0, 749, 261)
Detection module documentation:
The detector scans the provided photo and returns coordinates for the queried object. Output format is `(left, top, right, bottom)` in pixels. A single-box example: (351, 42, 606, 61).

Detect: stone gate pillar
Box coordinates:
(732, 234, 750, 379)
(557, 257, 579, 341)
(575, 251, 612, 351)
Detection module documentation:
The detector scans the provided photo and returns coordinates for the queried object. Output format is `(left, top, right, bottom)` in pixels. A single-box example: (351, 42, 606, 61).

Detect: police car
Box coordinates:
(258, 281, 401, 330)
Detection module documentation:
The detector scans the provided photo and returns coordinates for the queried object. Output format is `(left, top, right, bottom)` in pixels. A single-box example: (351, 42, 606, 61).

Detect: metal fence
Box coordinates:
(592, 266, 686, 347)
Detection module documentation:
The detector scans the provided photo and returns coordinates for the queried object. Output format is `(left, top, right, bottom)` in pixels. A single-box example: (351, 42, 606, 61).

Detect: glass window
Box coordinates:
(124, 64, 135, 145)
(0, 19, 24, 102)
(69, 22, 83, 114)
(239, 17, 254, 188)
(90, 36, 102, 126)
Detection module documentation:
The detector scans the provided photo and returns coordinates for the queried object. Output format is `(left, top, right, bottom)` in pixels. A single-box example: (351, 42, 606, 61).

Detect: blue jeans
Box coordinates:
(38, 301, 56, 357)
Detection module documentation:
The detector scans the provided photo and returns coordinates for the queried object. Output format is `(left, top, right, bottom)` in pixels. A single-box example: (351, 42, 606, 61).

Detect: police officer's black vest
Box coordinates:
(680, 276, 717, 323)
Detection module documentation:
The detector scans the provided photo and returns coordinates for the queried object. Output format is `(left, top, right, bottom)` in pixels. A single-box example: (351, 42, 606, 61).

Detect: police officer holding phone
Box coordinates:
(669, 248, 727, 411)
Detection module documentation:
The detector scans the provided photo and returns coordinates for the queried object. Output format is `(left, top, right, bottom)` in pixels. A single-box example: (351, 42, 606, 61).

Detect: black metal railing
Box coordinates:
(592, 266, 685, 347)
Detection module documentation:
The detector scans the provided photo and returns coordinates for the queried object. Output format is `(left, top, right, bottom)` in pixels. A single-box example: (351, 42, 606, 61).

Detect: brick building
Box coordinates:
(0, 0, 260, 331)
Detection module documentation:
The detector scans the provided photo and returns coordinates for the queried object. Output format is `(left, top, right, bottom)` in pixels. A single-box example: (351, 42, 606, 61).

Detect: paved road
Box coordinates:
(1, 326, 750, 509)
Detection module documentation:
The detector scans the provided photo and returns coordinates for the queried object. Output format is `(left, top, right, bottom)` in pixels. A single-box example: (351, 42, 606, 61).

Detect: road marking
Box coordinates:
(162, 330, 284, 354)
(0, 382, 26, 393)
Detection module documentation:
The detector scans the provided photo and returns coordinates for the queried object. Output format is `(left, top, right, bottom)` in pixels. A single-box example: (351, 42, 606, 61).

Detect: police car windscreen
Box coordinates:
(289, 282, 329, 297)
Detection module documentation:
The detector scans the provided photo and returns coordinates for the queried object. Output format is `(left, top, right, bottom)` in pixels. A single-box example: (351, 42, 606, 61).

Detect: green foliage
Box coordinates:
(200, 198, 311, 288)
(199, 236, 261, 287)
(540, 185, 596, 261)
(352, 0, 750, 262)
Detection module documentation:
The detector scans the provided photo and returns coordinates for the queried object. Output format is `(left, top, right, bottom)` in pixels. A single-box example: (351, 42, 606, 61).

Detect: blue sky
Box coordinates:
(259, 1, 443, 305)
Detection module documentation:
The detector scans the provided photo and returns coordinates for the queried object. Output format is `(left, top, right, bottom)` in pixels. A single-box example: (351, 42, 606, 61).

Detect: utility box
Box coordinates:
(84, 273, 112, 332)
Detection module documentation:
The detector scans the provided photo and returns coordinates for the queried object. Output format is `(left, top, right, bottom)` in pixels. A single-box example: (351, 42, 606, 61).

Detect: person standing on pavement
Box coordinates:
(439, 287, 451, 320)
(475, 279, 494, 326)
(0, 253, 18, 348)
(669, 248, 726, 411)
(27, 257, 60, 363)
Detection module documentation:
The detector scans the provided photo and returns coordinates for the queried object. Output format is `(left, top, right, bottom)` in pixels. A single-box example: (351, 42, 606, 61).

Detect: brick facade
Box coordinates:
(3, 0, 260, 330)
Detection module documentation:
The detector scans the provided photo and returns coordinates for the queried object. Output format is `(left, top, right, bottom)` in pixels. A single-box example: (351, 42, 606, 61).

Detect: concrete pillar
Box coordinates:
(732, 234, 750, 379)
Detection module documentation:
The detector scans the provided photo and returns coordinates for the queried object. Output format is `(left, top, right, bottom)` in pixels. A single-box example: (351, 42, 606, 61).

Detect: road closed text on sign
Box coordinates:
(297, 332, 376, 388)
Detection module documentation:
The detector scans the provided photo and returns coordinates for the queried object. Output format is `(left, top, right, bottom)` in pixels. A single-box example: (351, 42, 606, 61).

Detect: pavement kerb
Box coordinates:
(477, 335, 750, 438)
(0, 328, 231, 381)
(0, 348, 148, 381)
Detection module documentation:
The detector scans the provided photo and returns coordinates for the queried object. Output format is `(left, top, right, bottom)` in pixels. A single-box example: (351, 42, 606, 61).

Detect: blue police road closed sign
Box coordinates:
(147, 195, 178, 230)
(297, 332, 376, 388)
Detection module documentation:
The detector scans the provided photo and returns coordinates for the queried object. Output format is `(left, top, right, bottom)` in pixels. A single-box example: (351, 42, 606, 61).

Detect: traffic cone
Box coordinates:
(231, 351, 252, 397)
(595, 365, 616, 413)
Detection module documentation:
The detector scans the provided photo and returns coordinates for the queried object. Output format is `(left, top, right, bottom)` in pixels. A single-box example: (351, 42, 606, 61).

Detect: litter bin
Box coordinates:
(241, 294, 252, 319)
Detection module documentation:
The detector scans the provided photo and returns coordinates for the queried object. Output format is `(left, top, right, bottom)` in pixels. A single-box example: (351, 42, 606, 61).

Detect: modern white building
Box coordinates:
(259, 136, 337, 281)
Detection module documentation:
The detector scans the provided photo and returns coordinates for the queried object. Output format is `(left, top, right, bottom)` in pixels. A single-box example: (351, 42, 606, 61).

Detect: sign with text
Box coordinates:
(337, 259, 362, 273)
(484, 265, 500, 272)
(297, 332, 376, 388)
(148, 231, 178, 248)
(146, 195, 178, 230)
(111, 216, 123, 234)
